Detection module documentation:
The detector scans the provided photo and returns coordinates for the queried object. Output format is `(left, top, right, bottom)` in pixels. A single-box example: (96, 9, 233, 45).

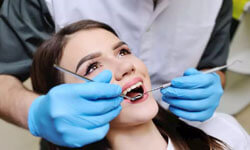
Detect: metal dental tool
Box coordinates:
(53, 64, 135, 100)
(54, 60, 241, 101)
(134, 60, 242, 100)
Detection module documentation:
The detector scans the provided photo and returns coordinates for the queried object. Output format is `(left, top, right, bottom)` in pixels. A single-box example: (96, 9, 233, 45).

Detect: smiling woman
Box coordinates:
(31, 20, 230, 150)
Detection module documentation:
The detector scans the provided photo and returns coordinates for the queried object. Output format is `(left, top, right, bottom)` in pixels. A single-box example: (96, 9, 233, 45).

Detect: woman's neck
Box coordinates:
(107, 121, 167, 150)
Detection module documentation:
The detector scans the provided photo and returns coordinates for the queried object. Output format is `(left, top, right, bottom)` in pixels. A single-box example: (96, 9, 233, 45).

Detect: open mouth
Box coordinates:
(122, 82, 144, 102)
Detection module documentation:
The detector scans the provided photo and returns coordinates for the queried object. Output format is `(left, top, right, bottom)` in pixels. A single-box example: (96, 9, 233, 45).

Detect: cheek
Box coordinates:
(63, 73, 84, 84)
(136, 59, 149, 75)
(136, 60, 152, 88)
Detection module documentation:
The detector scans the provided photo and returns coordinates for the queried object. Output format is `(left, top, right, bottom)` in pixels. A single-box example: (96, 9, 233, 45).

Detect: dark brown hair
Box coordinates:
(31, 20, 229, 150)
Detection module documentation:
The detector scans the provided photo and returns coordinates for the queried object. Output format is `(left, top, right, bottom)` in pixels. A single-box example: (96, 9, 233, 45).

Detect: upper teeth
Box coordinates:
(123, 82, 142, 95)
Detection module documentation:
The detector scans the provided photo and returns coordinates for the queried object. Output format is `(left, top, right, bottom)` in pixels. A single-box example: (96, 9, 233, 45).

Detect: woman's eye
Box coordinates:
(119, 49, 131, 56)
(85, 62, 100, 76)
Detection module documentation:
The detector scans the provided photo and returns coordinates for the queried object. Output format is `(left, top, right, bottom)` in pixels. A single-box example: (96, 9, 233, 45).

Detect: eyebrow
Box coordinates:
(75, 52, 101, 72)
(113, 41, 127, 50)
(75, 41, 127, 72)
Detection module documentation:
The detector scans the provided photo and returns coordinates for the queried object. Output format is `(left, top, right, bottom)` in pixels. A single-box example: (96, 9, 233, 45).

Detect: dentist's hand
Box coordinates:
(161, 68, 223, 122)
(28, 70, 122, 148)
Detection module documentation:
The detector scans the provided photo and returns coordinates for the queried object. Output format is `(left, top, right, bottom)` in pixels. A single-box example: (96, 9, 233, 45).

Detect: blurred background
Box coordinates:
(0, 0, 250, 149)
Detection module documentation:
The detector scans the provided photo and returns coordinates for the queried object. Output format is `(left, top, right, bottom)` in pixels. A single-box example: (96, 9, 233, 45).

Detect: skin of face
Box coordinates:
(59, 28, 159, 128)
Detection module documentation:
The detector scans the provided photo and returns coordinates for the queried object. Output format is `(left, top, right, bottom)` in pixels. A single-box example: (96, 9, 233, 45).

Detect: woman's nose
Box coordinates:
(114, 61, 135, 81)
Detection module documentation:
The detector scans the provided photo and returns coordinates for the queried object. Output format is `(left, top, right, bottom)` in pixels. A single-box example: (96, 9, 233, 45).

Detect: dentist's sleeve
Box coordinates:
(0, 0, 54, 81)
(197, 0, 232, 72)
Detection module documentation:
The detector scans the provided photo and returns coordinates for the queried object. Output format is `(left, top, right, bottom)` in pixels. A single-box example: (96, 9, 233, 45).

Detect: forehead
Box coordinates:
(60, 28, 119, 68)
(64, 28, 119, 55)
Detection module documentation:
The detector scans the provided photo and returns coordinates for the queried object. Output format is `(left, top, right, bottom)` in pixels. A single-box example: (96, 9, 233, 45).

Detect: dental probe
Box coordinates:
(135, 60, 242, 100)
(53, 64, 134, 100)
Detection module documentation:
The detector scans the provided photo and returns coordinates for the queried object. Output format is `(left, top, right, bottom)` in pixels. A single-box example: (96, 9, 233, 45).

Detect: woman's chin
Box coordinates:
(110, 97, 159, 128)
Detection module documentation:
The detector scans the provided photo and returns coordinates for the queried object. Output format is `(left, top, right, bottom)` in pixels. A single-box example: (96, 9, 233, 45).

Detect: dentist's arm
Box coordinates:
(1, 71, 123, 148)
(0, 75, 38, 128)
(0, 0, 54, 129)
(215, 70, 226, 88)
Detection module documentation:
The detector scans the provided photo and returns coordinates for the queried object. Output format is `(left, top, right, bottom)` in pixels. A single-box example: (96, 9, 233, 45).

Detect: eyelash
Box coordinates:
(84, 62, 100, 76)
(84, 48, 131, 75)
(119, 48, 131, 56)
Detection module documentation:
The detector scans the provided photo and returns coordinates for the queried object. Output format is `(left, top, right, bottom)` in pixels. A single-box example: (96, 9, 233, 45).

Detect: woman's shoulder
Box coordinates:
(184, 112, 250, 150)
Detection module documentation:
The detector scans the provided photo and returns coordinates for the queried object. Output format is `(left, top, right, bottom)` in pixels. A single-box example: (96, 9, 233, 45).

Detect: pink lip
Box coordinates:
(122, 77, 149, 104)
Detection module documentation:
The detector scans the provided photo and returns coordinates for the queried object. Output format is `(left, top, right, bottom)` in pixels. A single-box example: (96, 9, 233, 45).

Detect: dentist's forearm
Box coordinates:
(201, 69, 225, 88)
(0, 75, 39, 129)
(216, 70, 225, 88)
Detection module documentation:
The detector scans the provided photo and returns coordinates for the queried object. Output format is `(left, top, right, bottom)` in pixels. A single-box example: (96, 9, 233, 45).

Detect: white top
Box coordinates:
(44, 0, 223, 100)
(182, 112, 250, 150)
(166, 138, 174, 150)
(106, 113, 250, 150)
(106, 112, 249, 150)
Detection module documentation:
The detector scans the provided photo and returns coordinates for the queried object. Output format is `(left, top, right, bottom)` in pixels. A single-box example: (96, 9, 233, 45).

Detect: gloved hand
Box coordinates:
(28, 70, 123, 148)
(161, 68, 223, 122)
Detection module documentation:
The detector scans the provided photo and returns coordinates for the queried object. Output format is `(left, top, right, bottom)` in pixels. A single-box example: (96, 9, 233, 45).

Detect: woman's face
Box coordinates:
(60, 28, 158, 127)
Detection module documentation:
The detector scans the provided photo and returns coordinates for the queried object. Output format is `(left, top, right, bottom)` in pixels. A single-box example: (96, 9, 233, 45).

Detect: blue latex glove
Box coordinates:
(161, 68, 223, 122)
(28, 70, 123, 148)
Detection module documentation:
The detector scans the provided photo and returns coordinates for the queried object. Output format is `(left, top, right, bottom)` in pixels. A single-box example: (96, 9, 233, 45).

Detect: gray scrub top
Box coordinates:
(0, 0, 54, 81)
